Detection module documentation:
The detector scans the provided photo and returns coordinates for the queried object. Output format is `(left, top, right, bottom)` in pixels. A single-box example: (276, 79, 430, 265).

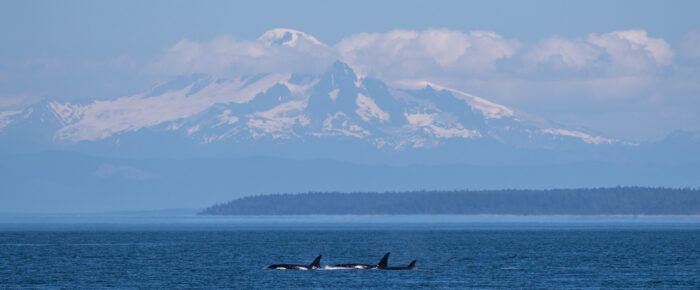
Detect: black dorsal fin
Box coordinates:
(408, 260, 417, 268)
(309, 255, 322, 268)
(377, 252, 390, 268)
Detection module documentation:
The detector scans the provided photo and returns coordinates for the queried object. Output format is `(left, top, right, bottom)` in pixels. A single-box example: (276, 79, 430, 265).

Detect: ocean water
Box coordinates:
(1, 215, 699, 288)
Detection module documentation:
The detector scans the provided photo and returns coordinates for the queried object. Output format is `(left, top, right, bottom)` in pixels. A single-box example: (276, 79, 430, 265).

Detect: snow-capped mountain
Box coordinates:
(0, 60, 627, 159)
(1, 29, 699, 213)
(1, 28, 658, 163)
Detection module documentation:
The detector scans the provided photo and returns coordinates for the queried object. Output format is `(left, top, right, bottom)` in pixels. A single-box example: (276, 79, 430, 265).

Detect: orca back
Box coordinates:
(268, 264, 301, 270)
(377, 252, 390, 269)
(309, 255, 322, 269)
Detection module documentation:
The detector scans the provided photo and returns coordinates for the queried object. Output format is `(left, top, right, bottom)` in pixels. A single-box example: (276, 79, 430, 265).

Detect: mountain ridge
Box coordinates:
(0, 61, 640, 161)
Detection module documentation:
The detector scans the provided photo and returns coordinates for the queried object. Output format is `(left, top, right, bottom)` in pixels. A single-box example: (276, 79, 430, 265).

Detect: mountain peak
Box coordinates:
(327, 61, 359, 85)
(258, 28, 324, 47)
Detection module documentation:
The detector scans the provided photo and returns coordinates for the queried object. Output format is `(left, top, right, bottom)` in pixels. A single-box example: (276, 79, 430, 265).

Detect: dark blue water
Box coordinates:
(1, 218, 699, 288)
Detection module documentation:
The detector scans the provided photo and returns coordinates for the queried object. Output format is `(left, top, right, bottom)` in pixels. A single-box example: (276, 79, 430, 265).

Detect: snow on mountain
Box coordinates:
(0, 60, 625, 153)
(355, 93, 390, 122)
(54, 73, 289, 142)
(399, 80, 514, 119)
(541, 128, 616, 145)
(0, 29, 629, 155)
(0, 110, 22, 130)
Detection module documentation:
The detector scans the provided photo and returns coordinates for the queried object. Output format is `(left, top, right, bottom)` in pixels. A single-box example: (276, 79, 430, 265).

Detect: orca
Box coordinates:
(333, 252, 390, 269)
(381, 259, 417, 270)
(267, 255, 322, 270)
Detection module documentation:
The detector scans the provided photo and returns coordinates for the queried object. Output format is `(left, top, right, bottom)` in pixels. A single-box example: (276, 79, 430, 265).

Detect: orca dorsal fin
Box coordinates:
(377, 252, 390, 268)
(408, 260, 417, 269)
(309, 255, 322, 268)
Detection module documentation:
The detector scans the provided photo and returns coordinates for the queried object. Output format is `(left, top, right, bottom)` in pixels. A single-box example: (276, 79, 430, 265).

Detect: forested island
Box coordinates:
(199, 187, 700, 215)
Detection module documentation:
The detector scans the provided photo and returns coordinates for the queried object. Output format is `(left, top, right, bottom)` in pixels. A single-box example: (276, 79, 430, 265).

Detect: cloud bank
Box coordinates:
(148, 28, 674, 82)
(148, 29, 336, 76)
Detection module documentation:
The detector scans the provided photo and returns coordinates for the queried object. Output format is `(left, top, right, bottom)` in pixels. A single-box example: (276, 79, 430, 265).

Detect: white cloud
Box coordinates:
(336, 29, 519, 79)
(258, 28, 325, 47)
(148, 28, 672, 84)
(524, 30, 673, 73)
(148, 29, 335, 77)
(332, 28, 679, 130)
(526, 37, 602, 69)
(587, 30, 673, 71)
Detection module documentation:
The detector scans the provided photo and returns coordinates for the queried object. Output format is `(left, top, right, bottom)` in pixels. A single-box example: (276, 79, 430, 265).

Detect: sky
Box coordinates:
(1, 0, 699, 141)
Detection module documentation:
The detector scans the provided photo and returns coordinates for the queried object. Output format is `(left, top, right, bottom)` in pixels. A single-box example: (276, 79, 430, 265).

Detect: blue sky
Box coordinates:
(1, 0, 699, 141)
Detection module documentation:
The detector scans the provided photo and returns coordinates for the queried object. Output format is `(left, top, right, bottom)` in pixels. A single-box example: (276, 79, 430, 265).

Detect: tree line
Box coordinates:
(199, 187, 700, 215)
